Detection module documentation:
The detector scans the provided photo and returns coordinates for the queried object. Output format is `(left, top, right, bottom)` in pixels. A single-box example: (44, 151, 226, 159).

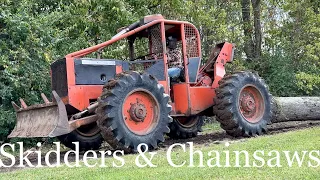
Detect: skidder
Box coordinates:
(10, 14, 318, 152)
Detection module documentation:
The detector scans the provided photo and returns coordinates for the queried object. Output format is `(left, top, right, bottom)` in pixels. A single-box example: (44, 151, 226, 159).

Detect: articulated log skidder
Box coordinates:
(8, 15, 320, 151)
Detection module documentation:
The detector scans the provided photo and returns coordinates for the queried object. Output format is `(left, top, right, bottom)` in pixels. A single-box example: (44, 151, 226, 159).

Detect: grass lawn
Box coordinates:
(2, 126, 320, 180)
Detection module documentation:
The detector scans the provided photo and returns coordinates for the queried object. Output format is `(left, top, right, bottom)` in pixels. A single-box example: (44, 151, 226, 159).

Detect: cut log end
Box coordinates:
(272, 97, 320, 123)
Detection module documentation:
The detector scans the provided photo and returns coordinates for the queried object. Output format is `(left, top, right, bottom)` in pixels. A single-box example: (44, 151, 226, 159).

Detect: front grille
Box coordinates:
(51, 58, 68, 97)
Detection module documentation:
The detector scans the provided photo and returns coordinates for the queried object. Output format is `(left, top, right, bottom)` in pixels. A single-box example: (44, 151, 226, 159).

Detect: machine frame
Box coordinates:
(59, 15, 234, 117)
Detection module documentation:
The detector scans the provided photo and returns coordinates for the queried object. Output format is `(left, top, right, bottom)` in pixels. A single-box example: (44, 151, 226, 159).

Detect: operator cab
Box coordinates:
(120, 15, 201, 84)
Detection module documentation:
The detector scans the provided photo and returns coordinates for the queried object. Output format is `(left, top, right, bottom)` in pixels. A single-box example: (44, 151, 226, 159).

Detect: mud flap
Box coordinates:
(8, 91, 71, 138)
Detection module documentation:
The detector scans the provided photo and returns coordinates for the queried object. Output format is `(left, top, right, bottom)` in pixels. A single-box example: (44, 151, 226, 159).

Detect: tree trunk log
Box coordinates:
(272, 97, 320, 123)
(251, 0, 262, 59)
(241, 0, 255, 61)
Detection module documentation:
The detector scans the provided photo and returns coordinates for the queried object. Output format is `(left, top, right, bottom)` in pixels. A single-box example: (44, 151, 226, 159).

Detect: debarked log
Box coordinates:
(272, 97, 320, 123)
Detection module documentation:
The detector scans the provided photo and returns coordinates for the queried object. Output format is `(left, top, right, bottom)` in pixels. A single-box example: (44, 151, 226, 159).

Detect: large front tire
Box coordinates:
(96, 71, 172, 151)
(213, 71, 273, 137)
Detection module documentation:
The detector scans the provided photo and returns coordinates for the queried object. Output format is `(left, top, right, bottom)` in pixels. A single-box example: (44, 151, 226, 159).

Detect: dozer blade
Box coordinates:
(8, 91, 71, 138)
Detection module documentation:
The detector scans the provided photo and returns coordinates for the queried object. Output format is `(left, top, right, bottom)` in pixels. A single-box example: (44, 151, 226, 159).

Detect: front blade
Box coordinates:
(8, 91, 71, 138)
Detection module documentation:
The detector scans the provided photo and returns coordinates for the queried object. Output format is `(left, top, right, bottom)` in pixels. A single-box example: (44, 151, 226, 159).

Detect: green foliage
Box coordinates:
(250, 53, 300, 97)
(0, 2, 54, 142)
(0, 106, 15, 141)
(296, 72, 320, 95)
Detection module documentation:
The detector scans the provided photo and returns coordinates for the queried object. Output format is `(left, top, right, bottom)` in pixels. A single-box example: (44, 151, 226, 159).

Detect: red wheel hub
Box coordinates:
(241, 94, 255, 112)
(239, 85, 265, 123)
(129, 103, 147, 122)
(122, 89, 160, 135)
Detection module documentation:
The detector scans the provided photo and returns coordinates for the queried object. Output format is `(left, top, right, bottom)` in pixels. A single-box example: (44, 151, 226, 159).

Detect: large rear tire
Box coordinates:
(213, 71, 273, 137)
(96, 71, 172, 151)
(57, 122, 103, 151)
(168, 116, 204, 139)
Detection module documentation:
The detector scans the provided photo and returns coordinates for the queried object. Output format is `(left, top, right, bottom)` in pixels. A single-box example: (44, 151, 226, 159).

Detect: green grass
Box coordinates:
(202, 120, 222, 134)
(2, 127, 320, 180)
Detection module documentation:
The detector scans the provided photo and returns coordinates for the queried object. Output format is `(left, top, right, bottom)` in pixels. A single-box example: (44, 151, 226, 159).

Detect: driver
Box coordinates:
(166, 36, 183, 80)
